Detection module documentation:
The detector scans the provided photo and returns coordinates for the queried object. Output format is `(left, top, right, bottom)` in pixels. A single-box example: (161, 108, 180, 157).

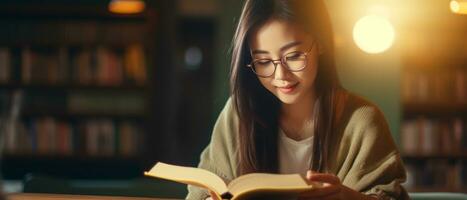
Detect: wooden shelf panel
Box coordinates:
(3, 154, 141, 161)
(402, 153, 467, 160)
(0, 2, 149, 21)
(1, 154, 144, 180)
(0, 83, 147, 92)
(403, 102, 467, 117)
(21, 110, 146, 119)
(407, 186, 467, 193)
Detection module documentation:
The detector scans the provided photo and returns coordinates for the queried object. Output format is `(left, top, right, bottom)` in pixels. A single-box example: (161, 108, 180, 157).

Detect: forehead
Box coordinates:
(249, 19, 311, 50)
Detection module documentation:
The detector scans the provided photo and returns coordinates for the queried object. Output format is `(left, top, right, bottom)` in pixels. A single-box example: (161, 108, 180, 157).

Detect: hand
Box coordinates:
(298, 170, 342, 200)
(206, 190, 221, 200)
(298, 171, 378, 200)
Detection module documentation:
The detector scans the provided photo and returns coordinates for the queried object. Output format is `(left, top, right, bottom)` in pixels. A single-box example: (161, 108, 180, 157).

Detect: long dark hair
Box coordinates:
(230, 0, 348, 175)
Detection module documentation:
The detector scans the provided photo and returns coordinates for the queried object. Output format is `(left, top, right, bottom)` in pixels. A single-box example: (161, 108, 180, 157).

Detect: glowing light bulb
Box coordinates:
(450, 0, 467, 14)
(109, 0, 145, 14)
(353, 15, 395, 54)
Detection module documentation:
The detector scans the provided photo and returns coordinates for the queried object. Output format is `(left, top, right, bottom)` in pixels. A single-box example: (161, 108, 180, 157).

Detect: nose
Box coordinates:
(273, 61, 290, 80)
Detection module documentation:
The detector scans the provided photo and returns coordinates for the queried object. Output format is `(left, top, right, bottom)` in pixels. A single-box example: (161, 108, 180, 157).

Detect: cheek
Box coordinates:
(258, 78, 275, 92)
(298, 63, 318, 86)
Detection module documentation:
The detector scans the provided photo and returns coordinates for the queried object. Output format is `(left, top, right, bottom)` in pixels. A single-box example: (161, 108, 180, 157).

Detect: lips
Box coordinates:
(276, 83, 298, 94)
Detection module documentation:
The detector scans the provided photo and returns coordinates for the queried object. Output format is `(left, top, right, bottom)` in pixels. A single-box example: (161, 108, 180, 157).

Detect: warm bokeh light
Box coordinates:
(450, 0, 467, 14)
(452, 0, 460, 12)
(353, 15, 395, 54)
(108, 0, 145, 14)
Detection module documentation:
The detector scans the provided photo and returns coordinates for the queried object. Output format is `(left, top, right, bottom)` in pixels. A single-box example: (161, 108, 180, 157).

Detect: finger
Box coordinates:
(305, 170, 325, 187)
(306, 170, 316, 179)
(299, 185, 341, 198)
(306, 170, 312, 179)
(306, 170, 319, 177)
(208, 191, 220, 200)
(308, 173, 340, 185)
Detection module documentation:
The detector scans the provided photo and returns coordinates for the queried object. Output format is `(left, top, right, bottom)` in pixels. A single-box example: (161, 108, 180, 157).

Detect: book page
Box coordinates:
(227, 173, 315, 199)
(144, 162, 229, 195)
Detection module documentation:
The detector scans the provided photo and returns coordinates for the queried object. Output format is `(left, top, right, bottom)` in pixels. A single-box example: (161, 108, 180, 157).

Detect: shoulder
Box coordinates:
(344, 91, 386, 125)
(216, 97, 239, 130)
(333, 92, 400, 171)
(338, 91, 390, 140)
(197, 97, 240, 179)
(210, 97, 239, 149)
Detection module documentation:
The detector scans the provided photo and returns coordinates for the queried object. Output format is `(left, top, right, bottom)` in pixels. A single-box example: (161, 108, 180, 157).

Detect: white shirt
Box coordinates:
(278, 100, 318, 178)
(278, 128, 314, 178)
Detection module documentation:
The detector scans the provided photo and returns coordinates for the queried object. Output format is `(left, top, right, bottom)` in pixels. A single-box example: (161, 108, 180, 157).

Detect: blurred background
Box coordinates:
(0, 0, 465, 198)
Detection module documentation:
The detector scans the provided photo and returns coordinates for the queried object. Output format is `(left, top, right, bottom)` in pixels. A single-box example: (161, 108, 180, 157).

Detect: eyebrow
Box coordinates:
(251, 41, 303, 55)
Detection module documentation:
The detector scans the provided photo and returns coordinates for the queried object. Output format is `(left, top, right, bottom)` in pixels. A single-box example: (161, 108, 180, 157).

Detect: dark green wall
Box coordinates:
(211, 0, 242, 119)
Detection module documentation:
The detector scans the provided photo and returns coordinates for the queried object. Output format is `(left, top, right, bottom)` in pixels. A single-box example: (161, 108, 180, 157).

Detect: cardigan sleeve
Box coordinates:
(338, 106, 410, 200)
(186, 98, 239, 200)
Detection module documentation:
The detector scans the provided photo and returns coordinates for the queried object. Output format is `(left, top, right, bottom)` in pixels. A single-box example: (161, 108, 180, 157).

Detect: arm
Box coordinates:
(299, 171, 379, 200)
(340, 106, 410, 200)
(300, 106, 409, 200)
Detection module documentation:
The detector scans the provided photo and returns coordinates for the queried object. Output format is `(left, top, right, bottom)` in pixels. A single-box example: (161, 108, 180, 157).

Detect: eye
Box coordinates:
(255, 59, 272, 66)
(286, 52, 304, 60)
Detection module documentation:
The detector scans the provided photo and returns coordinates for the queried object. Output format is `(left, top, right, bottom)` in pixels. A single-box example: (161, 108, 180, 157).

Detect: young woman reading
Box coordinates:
(187, 0, 409, 199)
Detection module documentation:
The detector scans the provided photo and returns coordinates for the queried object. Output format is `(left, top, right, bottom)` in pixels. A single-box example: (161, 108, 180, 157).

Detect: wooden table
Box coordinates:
(6, 193, 179, 200)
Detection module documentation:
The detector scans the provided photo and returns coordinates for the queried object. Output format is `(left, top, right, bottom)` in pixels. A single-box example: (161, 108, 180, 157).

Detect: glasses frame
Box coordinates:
(247, 43, 315, 78)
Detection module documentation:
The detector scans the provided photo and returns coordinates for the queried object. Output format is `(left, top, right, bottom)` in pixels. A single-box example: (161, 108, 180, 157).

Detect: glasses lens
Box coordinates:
(253, 59, 274, 77)
(285, 52, 306, 71)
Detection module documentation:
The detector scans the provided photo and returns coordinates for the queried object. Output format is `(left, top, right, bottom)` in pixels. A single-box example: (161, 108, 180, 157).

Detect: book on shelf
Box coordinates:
(96, 46, 123, 86)
(145, 162, 322, 200)
(401, 117, 465, 155)
(124, 44, 147, 85)
(119, 121, 141, 156)
(20, 46, 63, 84)
(3, 117, 142, 157)
(402, 68, 466, 104)
(21, 47, 32, 84)
(0, 47, 11, 83)
(404, 160, 466, 190)
(84, 119, 116, 156)
(13, 45, 146, 86)
(71, 47, 94, 85)
(463, 161, 467, 189)
(455, 68, 466, 103)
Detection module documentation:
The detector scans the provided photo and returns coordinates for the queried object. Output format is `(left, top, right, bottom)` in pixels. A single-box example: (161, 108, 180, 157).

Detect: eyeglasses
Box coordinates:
(247, 44, 314, 78)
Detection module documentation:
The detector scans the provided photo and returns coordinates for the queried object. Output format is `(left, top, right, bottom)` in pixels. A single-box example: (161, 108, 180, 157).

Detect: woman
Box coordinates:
(187, 0, 409, 199)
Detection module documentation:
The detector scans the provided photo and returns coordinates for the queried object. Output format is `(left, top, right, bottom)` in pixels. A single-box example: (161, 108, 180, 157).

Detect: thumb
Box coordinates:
(305, 170, 325, 188)
(305, 170, 317, 184)
(209, 191, 220, 200)
(306, 170, 317, 180)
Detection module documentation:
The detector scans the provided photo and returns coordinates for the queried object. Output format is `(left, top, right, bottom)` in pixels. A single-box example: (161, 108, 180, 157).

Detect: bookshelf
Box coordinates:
(400, 64, 466, 192)
(0, 1, 157, 179)
(398, 0, 467, 192)
(400, 44, 467, 193)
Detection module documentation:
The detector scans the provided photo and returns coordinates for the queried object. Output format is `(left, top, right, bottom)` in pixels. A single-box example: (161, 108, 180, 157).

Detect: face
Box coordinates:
(249, 19, 319, 105)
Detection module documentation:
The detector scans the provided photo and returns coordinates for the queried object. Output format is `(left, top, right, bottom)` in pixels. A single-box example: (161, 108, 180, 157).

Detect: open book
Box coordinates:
(144, 162, 321, 200)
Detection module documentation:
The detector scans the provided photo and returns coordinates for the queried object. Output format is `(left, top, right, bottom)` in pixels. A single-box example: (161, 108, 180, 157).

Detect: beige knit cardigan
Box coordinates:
(186, 93, 410, 200)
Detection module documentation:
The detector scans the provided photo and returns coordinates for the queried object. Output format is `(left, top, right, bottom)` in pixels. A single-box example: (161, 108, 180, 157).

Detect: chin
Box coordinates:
(275, 93, 301, 105)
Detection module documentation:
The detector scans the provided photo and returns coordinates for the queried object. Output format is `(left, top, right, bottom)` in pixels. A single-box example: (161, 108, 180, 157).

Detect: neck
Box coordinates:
(279, 90, 317, 140)
(281, 91, 316, 122)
